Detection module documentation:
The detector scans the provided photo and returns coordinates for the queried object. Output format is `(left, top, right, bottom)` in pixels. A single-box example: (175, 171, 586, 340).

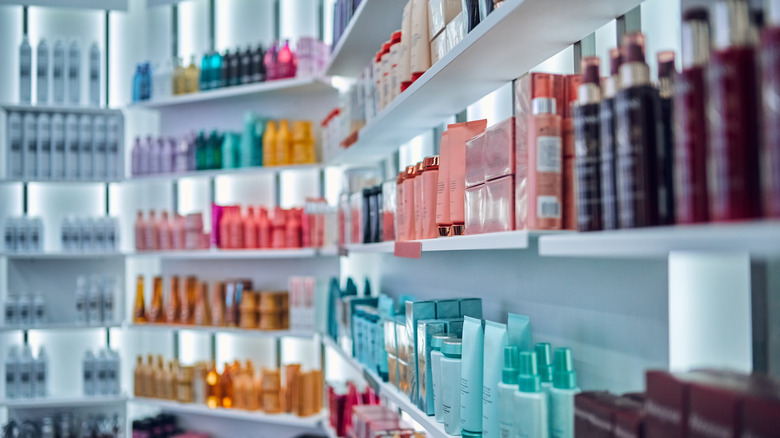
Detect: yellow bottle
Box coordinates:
(133, 275, 146, 323)
(143, 354, 155, 397)
(292, 121, 316, 165)
(185, 55, 200, 94)
(275, 120, 291, 166)
(155, 355, 166, 398)
(168, 360, 179, 400)
(263, 121, 277, 167)
(149, 276, 164, 323)
(173, 58, 185, 95)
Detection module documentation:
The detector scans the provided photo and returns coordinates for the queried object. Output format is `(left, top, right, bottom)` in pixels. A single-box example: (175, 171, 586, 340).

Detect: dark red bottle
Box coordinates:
(760, 1, 780, 217)
(615, 33, 662, 228)
(657, 51, 676, 225)
(573, 56, 603, 231)
(675, 9, 711, 224)
(600, 48, 621, 230)
(706, 0, 762, 221)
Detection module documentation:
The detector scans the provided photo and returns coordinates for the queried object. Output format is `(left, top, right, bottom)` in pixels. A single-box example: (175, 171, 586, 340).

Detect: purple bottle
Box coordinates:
(264, 41, 279, 81)
(160, 137, 175, 174)
(140, 136, 153, 175)
(131, 137, 143, 176)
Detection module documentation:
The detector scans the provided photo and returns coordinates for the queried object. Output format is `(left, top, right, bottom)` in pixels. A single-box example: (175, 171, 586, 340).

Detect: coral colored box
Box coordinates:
(465, 184, 485, 235)
(484, 117, 516, 182)
(465, 132, 486, 188)
(514, 72, 564, 231)
(485, 175, 515, 233)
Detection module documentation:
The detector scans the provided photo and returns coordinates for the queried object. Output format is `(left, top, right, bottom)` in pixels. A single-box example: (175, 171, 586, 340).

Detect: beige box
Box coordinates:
(430, 30, 449, 65)
(428, 0, 463, 41)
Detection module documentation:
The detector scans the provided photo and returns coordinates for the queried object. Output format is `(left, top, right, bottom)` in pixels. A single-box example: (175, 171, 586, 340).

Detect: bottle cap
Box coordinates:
(415, 161, 424, 175)
(552, 347, 577, 390)
(397, 171, 406, 184)
(582, 57, 601, 86)
(431, 333, 450, 351)
(681, 8, 711, 69)
(441, 338, 462, 358)
(621, 32, 646, 64)
(712, 0, 753, 50)
(518, 351, 541, 393)
(657, 51, 676, 79)
(462, 431, 481, 438)
(405, 165, 416, 178)
(535, 343, 553, 383)
(501, 346, 519, 385)
(423, 155, 439, 171)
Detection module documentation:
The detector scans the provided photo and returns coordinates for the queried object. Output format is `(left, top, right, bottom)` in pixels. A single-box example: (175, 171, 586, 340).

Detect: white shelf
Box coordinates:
(127, 324, 316, 339)
(322, 337, 452, 438)
(345, 241, 395, 254)
(538, 221, 780, 258)
(1, 104, 123, 115)
(126, 164, 323, 183)
(345, 231, 552, 255)
(0, 395, 128, 409)
(1, 252, 126, 260)
(327, 0, 642, 165)
(325, 0, 406, 77)
(0, 0, 127, 10)
(129, 77, 335, 110)
(0, 178, 122, 184)
(127, 248, 323, 259)
(0, 322, 121, 332)
(131, 397, 325, 427)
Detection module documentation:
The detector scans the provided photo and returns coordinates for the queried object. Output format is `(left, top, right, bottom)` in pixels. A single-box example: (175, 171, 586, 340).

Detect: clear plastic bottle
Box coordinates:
(37, 39, 49, 105)
(19, 343, 34, 398)
(92, 116, 107, 179)
(68, 39, 81, 105)
(83, 350, 95, 396)
(28, 216, 42, 253)
(32, 293, 45, 325)
(88, 42, 100, 107)
(4, 294, 17, 326)
(37, 113, 52, 180)
(5, 346, 19, 399)
(65, 114, 79, 180)
(23, 113, 38, 180)
(78, 115, 93, 180)
(34, 346, 47, 398)
(17, 293, 31, 325)
(52, 39, 66, 105)
(7, 112, 23, 179)
(106, 116, 120, 179)
(96, 349, 108, 395)
(102, 275, 115, 323)
(88, 274, 103, 323)
(52, 114, 65, 179)
(19, 35, 32, 104)
(75, 275, 88, 324)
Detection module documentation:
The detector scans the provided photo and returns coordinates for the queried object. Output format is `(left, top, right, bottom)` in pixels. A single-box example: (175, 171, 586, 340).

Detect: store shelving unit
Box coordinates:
(0, 322, 122, 332)
(127, 324, 315, 339)
(327, 0, 643, 164)
(0, 0, 128, 9)
(126, 164, 322, 183)
(131, 398, 325, 427)
(345, 230, 560, 256)
(130, 77, 335, 110)
(0, 395, 128, 409)
(128, 248, 326, 260)
(324, 0, 406, 77)
(1, 252, 127, 260)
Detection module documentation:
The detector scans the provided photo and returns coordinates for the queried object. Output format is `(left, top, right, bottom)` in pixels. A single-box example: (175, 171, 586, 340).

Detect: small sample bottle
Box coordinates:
(498, 346, 520, 438)
(37, 39, 49, 105)
(514, 351, 549, 438)
(676, 9, 711, 224)
(403, 165, 416, 240)
(528, 74, 563, 230)
(707, 0, 761, 221)
(134, 275, 146, 323)
(19, 35, 32, 104)
(549, 348, 580, 438)
(573, 57, 603, 232)
(440, 338, 463, 435)
(615, 32, 661, 228)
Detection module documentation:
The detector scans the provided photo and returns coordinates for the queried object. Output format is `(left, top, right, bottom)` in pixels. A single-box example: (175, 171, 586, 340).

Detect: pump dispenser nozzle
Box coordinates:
(501, 346, 519, 385)
(552, 347, 577, 390)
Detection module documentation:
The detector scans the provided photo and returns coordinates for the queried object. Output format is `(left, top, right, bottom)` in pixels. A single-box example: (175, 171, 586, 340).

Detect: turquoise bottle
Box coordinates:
(241, 112, 258, 168)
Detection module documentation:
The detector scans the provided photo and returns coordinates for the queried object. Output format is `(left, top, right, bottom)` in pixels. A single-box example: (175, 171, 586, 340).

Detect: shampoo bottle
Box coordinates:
(134, 275, 146, 323)
(52, 39, 65, 105)
(19, 344, 33, 398)
(573, 57, 603, 231)
(34, 346, 47, 398)
(83, 349, 95, 396)
(75, 275, 88, 324)
(37, 39, 49, 105)
(23, 113, 38, 180)
(51, 114, 65, 180)
(149, 276, 163, 322)
(19, 36, 32, 104)
(79, 115, 93, 180)
(264, 120, 277, 166)
(600, 49, 621, 230)
(276, 120, 291, 166)
(37, 114, 52, 180)
(106, 116, 120, 179)
(88, 42, 100, 107)
(497, 346, 519, 438)
(528, 75, 563, 230)
(514, 351, 549, 438)
(68, 39, 82, 105)
(7, 112, 23, 179)
(548, 348, 579, 438)
(88, 274, 103, 322)
(441, 338, 463, 436)
(65, 114, 79, 180)
(102, 275, 115, 323)
(93, 116, 106, 179)
(5, 346, 18, 399)
(657, 51, 676, 226)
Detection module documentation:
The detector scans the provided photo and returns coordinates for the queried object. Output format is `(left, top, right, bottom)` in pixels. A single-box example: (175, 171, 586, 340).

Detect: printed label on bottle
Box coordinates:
(538, 196, 561, 218)
(537, 136, 562, 172)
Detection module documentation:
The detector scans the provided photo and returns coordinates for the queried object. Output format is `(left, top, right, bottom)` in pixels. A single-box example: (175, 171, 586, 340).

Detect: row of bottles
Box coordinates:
(74, 274, 119, 325)
(82, 348, 121, 396)
(133, 355, 323, 416)
(3, 216, 43, 253)
(5, 345, 47, 399)
(61, 217, 120, 253)
(130, 118, 316, 177)
(19, 37, 101, 107)
(2, 412, 123, 438)
(4, 292, 46, 327)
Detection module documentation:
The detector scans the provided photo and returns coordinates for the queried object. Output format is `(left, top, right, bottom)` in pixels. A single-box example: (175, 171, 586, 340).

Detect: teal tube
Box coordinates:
(507, 313, 532, 351)
(482, 321, 507, 438)
(460, 316, 484, 435)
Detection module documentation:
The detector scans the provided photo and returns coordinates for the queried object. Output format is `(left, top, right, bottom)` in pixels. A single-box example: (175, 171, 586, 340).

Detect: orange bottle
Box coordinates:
(219, 208, 232, 249)
(193, 281, 211, 326)
(143, 355, 155, 397)
(221, 362, 235, 408)
(528, 74, 563, 230)
(285, 364, 300, 413)
(133, 275, 146, 323)
(275, 120, 291, 166)
(257, 207, 270, 249)
(181, 276, 197, 324)
(165, 276, 180, 323)
(148, 276, 164, 323)
(211, 282, 225, 326)
(229, 207, 244, 249)
(292, 121, 315, 164)
(263, 120, 277, 167)
(206, 361, 222, 408)
(244, 207, 258, 249)
(261, 368, 282, 413)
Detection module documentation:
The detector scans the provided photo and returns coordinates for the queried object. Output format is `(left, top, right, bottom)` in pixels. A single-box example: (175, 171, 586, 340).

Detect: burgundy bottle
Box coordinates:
(615, 33, 661, 228)
(252, 44, 266, 82)
(675, 9, 711, 224)
(761, 0, 780, 217)
(240, 46, 252, 85)
(229, 47, 240, 86)
(573, 56, 603, 231)
(264, 41, 278, 81)
(600, 48, 621, 230)
(707, 0, 762, 221)
(657, 51, 676, 225)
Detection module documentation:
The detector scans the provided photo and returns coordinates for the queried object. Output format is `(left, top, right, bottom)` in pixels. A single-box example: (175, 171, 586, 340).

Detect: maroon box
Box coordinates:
(741, 393, 780, 437)
(687, 381, 741, 438)
(644, 371, 690, 438)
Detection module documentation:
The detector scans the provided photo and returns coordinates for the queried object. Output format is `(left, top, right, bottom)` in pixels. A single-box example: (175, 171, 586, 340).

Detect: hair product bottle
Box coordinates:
(573, 56, 603, 231)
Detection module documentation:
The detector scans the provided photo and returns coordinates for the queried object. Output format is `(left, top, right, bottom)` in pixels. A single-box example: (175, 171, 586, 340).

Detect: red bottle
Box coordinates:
(286, 209, 302, 248)
(301, 207, 311, 248)
(219, 208, 232, 249)
(228, 207, 244, 249)
(134, 211, 146, 251)
(761, 1, 780, 217)
(244, 207, 258, 249)
(257, 207, 271, 249)
(675, 9, 711, 224)
(271, 208, 286, 249)
(706, 0, 762, 221)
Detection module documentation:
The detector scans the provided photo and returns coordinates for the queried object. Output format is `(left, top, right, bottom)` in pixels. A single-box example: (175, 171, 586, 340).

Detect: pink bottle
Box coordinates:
(171, 214, 185, 250)
(264, 41, 279, 81)
(257, 207, 271, 249)
(286, 209, 302, 248)
(244, 207, 258, 249)
(134, 211, 146, 251)
(277, 40, 297, 79)
(159, 211, 172, 250)
(528, 75, 563, 230)
(301, 207, 311, 248)
(145, 210, 160, 251)
(414, 162, 424, 240)
(229, 207, 244, 249)
(271, 208, 286, 248)
(421, 156, 440, 239)
(219, 208, 232, 249)
(402, 165, 416, 240)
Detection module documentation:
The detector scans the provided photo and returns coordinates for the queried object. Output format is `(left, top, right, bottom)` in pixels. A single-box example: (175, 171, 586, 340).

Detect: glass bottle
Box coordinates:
(206, 361, 222, 408)
(133, 275, 146, 323)
(185, 55, 200, 94)
(263, 120, 277, 166)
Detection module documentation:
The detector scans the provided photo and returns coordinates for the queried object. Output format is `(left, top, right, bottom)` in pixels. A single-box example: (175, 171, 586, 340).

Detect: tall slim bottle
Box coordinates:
(615, 33, 661, 228)
(528, 75, 563, 230)
(601, 49, 621, 230)
(264, 121, 277, 166)
(165, 276, 181, 323)
(573, 56, 603, 231)
(52, 39, 65, 105)
(19, 36, 32, 104)
(657, 51, 676, 225)
(37, 39, 49, 105)
(88, 43, 100, 107)
(275, 120, 291, 166)
(707, 0, 762, 220)
(68, 40, 81, 105)
(133, 275, 146, 323)
(762, 0, 780, 217)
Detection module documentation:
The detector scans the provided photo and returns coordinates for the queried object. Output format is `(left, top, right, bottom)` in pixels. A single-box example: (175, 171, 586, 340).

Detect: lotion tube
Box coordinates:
(460, 316, 484, 436)
(431, 333, 451, 423)
(482, 321, 508, 438)
(497, 346, 519, 438)
(441, 338, 463, 435)
(514, 351, 549, 438)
